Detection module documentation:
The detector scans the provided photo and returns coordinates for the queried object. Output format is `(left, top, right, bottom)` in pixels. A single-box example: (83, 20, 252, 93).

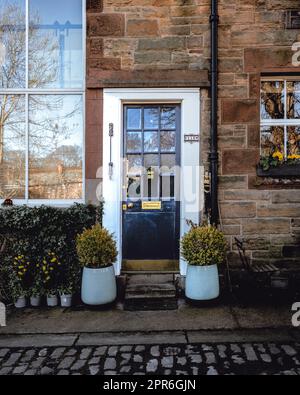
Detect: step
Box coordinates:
(125, 284, 176, 299)
(126, 274, 175, 285)
(124, 298, 178, 311)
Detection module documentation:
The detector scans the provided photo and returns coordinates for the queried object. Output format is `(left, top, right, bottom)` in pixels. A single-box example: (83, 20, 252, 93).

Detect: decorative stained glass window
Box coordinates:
(0, 0, 84, 202)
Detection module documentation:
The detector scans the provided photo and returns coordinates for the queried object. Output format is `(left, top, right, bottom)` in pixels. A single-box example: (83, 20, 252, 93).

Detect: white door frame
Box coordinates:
(102, 88, 203, 275)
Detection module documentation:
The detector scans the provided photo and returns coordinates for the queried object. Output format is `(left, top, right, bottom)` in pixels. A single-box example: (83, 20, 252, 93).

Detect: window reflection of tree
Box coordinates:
(29, 95, 82, 199)
(0, 2, 82, 199)
(261, 82, 284, 119)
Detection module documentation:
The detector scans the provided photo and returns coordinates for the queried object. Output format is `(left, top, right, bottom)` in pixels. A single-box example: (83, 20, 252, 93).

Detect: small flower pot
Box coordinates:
(47, 295, 58, 307)
(81, 265, 117, 306)
(60, 294, 72, 308)
(185, 264, 220, 301)
(14, 296, 26, 309)
(30, 296, 41, 307)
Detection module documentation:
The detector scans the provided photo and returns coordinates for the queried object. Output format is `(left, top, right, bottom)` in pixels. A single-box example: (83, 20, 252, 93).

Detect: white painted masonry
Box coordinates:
(102, 88, 203, 275)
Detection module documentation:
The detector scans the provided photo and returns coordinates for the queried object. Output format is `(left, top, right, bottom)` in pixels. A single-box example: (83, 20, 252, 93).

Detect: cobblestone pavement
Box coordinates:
(0, 342, 299, 375)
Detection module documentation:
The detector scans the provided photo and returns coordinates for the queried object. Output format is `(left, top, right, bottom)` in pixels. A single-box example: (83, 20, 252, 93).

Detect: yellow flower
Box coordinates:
(272, 151, 284, 161)
(51, 258, 56, 263)
(288, 154, 300, 160)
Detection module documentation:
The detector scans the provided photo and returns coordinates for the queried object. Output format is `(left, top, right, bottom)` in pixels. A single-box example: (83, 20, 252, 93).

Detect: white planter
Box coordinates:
(47, 295, 58, 307)
(30, 296, 41, 307)
(185, 264, 220, 301)
(60, 294, 72, 308)
(81, 265, 117, 305)
(14, 296, 26, 308)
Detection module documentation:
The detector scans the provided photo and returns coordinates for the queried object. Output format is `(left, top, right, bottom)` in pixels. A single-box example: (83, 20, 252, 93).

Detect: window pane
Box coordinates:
(287, 82, 300, 119)
(144, 108, 159, 129)
(127, 155, 142, 174)
(161, 107, 176, 129)
(127, 176, 141, 199)
(29, 95, 83, 199)
(261, 81, 284, 119)
(260, 126, 284, 158)
(144, 154, 159, 169)
(161, 131, 176, 152)
(29, 0, 83, 88)
(144, 131, 158, 152)
(160, 175, 174, 198)
(287, 126, 300, 158)
(127, 108, 141, 130)
(0, 95, 25, 198)
(0, 0, 26, 88)
(127, 132, 142, 153)
(161, 153, 176, 170)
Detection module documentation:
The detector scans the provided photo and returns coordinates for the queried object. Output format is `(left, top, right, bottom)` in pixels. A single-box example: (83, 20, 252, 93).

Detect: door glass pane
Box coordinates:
(29, 95, 83, 199)
(144, 108, 159, 129)
(161, 154, 176, 170)
(144, 154, 159, 169)
(0, 0, 26, 89)
(287, 82, 300, 119)
(261, 81, 284, 119)
(161, 107, 176, 129)
(127, 155, 142, 174)
(160, 175, 174, 198)
(127, 176, 141, 199)
(29, 0, 83, 88)
(287, 126, 300, 158)
(143, 168, 159, 200)
(260, 126, 284, 158)
(0, 95, 25, 198)
(127, 132, 142, 153)
(127, 108, 141, 130)
(161, 131, 176, 152)
(144, 131, 158, 153)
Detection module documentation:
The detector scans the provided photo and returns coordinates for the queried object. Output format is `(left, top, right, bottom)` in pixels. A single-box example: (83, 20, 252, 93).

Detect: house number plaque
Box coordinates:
(184, 134, 199, 143)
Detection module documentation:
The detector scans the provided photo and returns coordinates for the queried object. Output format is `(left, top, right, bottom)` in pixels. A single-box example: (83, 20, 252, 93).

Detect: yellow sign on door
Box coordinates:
(142, 201, 161, 210)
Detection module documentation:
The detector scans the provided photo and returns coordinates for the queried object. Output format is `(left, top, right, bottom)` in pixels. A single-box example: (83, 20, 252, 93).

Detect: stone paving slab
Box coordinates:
(77, 331, 187, 346)
(0, 304, 293, 339)
(0, 334, 77, 348)
(186, 329, 296, 344)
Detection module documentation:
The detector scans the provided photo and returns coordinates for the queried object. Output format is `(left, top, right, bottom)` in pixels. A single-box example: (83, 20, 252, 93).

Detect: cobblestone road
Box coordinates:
(0, 342, 299, 375)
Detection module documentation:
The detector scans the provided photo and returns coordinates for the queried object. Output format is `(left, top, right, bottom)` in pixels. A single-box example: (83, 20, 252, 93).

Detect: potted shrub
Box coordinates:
(76, 224, 118, 305)
(40, 252, 61, 307)
(30, 263, 44, 307)
(10, 255, 31, 308)
(181, 224, 227, 301)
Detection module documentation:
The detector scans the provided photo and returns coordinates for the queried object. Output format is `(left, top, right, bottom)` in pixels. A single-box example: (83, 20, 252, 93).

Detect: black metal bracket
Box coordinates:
(109, 123, 114, 179)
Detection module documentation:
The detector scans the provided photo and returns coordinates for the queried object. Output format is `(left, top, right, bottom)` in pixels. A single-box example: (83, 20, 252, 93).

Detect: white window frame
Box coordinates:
(0, 0, 86, 206)
(260, 77, 300, 159)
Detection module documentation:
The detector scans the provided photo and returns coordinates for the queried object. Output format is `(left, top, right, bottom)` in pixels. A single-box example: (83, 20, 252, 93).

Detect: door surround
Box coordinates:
(103, 88, 202, 275)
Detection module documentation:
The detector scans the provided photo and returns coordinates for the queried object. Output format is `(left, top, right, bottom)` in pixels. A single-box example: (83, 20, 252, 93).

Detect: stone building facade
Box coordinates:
(85, 0, 300, 271)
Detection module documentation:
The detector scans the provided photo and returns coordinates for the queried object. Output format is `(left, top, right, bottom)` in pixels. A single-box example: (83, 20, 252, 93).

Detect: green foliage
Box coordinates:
(259, 155, 300, 171)
(0, 203, 103, 302)
(76, 224, 118, 268)
(181, 225, 227, 266)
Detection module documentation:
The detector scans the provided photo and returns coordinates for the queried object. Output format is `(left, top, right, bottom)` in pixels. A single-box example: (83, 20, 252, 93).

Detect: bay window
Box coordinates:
(0, 0, 85, 202)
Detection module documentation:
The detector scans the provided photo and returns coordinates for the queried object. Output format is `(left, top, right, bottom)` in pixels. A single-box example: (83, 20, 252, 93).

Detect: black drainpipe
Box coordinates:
(209, 0, 219, 225)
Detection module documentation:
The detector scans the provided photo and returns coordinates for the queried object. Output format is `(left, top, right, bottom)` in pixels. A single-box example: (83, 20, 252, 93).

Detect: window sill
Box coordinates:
(256, 164, 300, 178)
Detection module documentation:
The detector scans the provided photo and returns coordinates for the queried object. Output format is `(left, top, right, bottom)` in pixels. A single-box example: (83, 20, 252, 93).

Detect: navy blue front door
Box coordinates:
(122, 105, 181, 261)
